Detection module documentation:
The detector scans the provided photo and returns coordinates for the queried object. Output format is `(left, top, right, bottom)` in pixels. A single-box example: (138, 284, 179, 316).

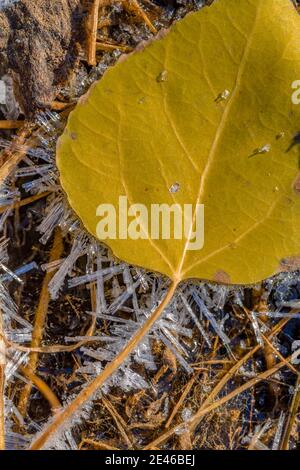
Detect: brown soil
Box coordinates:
(0, 0, 86, 116)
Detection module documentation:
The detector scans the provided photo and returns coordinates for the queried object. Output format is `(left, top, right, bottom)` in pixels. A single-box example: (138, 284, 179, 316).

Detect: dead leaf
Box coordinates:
(58, 0, 300, 285)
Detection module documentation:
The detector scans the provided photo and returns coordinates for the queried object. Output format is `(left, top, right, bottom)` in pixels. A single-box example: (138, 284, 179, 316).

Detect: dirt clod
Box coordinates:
(0, 0, 86, 115)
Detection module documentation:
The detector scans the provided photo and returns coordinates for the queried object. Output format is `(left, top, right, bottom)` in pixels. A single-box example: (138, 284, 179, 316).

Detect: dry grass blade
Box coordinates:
(123, 0, 157, 33)
(29, 281, 178, 450)
(0, 192, 51, 215)
(189, 356, 293, 431)
(18, 228, 64, 415)
(0, 308, 5, 450)
(165, 371, 200, 428)
(102, 396, 134, 448)
(19, 364, 61, 412)
(51, 101, 75, 111)
(0, 121, 24, 130)
(146, 355, 293, 449)
(262, 333, 299, 376)
(96, 41, 133, 53)
(0, 123, 34, 184)
(144, 318, 291, 449)
(79, 437, 119, 450)
(178, 430, 192, 450)
(87, 0, 101, 65)
(253, 290, 278, 401)
(281, 375, 300, 449)
(0, 362, 4, 450)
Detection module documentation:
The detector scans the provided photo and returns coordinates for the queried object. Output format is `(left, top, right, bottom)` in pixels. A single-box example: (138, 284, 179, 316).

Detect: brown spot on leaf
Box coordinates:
(70, 131, 77, 141)
(284, 196, 293, 206)
(214, 270, 231, 284)
(293, 174, 300, 196)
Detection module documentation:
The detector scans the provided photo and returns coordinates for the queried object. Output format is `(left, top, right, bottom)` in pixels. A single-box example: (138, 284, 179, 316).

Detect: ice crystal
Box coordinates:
(249, 311, 264, 346)
(192, 290, 230, 345)
(0, 0, 19, 8)
(272, 412, 285, 450)
(48, 233, 89, 299)
(0, 86, 297, 449)
(0, 0, 299, 450)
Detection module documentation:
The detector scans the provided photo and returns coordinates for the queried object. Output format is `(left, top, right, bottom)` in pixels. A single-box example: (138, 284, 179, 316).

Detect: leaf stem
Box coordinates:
(29, 280, 178, 450)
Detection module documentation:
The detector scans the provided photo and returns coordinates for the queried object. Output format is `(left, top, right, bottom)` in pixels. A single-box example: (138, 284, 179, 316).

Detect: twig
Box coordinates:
(123, 0, 157, 34)
(189, 356, 293, 432)
(51, 101, 75, 111)
(146, 355, 293, 449)
(102, 396, 134, 448)
(0, 192, 51, 215)
(18, 228, 64, 415)
(262, 332, 299, 376)
(165, 371, 200, 428)
(0, 308, 5, 450)
(144, 318, 291, 449)
(87, 0, 101, 65)
(0, 121, 24, 129)
(96, 41, 133, 53)
(281, 375, 300, 449)
(19, 364, 61, 412)
(0, 124, 35, 184)
(3, 281, 101, 355)
(79, 438, 119, 450)
(89, 0, 156, 65)
(178, 430, 192, 450)
(0, 347, 61, 416)
(5, 335, 101, 354)
(253, 289, 278, 403)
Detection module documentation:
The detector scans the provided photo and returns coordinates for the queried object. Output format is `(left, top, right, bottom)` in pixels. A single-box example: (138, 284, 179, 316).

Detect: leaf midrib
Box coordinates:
(174, 3, 261, 281)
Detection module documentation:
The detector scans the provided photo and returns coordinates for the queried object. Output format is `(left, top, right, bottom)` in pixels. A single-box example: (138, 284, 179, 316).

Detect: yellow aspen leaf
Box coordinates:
(58, 0, 300, 285)
(31, 1, 300, 449)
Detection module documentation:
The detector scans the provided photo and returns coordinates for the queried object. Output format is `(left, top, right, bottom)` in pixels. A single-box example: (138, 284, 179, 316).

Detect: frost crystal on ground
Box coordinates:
(0, 0, 300, 451)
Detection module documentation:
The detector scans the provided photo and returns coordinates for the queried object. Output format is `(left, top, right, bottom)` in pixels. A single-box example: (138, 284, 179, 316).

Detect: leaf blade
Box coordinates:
(58, 0, 300, 284)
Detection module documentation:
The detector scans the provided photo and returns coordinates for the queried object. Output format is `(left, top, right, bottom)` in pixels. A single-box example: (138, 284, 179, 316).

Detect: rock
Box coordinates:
(0, 11, 9, 77)
(1, 0, 86, 115)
